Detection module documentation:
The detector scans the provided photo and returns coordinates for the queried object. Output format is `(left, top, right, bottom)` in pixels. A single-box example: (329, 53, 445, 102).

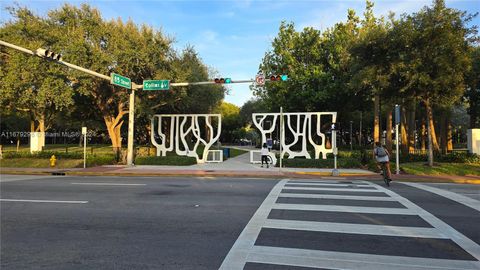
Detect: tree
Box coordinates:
(214, 102, 241, 143)
(0, 6, 76, 148)
(399, 0, 475, 165)
(466, 46, 480, 128)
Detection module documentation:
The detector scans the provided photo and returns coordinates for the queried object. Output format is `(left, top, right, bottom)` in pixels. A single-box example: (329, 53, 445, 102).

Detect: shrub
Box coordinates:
(135, 156, 197, 166)
(279, 157, 361, 168)
(86, 155, 116, 167)
(3, 151, 83, 159)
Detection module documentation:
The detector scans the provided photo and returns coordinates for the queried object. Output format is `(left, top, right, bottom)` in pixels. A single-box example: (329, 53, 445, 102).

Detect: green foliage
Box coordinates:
(135, 156, 197, 166)
(401, 162, 480, 176)
(215, 102, 241, 142)
(3, 150, 83, 159)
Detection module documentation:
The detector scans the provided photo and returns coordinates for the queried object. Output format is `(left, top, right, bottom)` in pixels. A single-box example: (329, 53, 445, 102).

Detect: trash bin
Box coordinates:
(223, 148, 230, 158)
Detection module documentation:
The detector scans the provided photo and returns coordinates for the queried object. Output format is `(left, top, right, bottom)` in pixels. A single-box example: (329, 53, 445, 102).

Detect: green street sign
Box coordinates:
(143, 80, 170, 90)
(111, 73, 131, 89)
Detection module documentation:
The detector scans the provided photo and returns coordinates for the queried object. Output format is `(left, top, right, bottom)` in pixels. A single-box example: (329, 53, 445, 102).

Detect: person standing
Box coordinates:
(261, 143, 269, 168)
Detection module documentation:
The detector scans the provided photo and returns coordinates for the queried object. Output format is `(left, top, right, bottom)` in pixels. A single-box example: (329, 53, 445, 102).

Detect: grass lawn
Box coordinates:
(227, 148, 248, 158)
(0, 158, 83, 168)
(2, 144, 118, 155)
(401, 162, 480, 176)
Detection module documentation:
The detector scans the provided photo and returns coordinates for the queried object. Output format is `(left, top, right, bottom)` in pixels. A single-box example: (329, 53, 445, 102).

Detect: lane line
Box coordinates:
(219, 179, 289, 270)
(70, 183, 146, 186)
(248, 246, 480, 270)
(401, 182, 480, 212)
(273, 203, 415, 215)
(263, 219, 447, 239)
(285, 182, 372, 187)
(278, 193, 395, 201)
(283, 186, 382, 192)
(0, 199, 88, 204)
(369, 181, 480, 261)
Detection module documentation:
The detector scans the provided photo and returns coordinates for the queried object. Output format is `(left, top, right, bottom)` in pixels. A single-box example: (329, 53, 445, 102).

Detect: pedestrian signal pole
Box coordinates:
(395, 104, 400, 175)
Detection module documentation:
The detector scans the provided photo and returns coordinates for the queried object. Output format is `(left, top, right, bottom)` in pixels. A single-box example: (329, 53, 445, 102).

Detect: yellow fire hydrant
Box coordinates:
(50, 155, 57, 167)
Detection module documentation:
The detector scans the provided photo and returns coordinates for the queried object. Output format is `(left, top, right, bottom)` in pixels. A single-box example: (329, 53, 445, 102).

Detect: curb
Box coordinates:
(1, 169, 479, 184)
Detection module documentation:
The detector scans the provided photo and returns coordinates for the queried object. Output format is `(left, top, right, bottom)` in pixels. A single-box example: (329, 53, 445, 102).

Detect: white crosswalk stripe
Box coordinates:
(220, 179, 480, 270)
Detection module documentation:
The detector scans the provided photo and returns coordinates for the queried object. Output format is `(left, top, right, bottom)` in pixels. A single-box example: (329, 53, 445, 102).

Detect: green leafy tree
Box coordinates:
(0, 6, 75, 145)
(398, 0, 476, 165)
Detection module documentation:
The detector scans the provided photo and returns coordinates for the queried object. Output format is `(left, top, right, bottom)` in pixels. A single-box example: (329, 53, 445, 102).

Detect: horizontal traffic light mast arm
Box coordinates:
(170, 79, 273, 87)
(0, 39, 139, 87)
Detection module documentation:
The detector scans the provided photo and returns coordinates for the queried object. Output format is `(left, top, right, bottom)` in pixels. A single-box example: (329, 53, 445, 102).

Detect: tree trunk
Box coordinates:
(16, 134, 20, 152)
(447, 120, 453, 152)
(440, 112, 447, 155)
(425, 98, 440, 152)
(104, 116, 124, 155)
(427, 114, 434, 167)
(408, 106, 416, 152)
(421, 118, 426, 152)
(374, 94, 380, 144)
(386, 109, 392, 153)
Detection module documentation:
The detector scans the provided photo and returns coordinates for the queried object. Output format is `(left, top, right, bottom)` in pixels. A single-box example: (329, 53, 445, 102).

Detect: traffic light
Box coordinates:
(269, 74, 288, 81)
(214, 78, 232, 84)
(35, 48, 62, 61)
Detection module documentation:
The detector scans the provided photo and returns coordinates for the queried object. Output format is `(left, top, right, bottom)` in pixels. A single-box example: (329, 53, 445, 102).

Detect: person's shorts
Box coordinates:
(376, 156, 389, 163)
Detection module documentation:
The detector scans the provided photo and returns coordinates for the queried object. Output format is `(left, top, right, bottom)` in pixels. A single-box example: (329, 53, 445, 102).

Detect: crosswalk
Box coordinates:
(220, 179, 480, 270)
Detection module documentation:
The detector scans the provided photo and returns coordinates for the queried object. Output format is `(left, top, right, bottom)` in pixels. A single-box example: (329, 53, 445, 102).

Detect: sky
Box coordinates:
(1, 0, 479, 107)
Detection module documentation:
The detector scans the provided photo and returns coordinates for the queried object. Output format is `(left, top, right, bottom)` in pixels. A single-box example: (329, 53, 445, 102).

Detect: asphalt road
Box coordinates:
(1, 175, 479, 270)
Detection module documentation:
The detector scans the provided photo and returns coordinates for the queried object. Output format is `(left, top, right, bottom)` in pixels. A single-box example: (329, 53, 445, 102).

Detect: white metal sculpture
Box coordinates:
(151, 114, 222, 163)
(252, 112, 337, 159)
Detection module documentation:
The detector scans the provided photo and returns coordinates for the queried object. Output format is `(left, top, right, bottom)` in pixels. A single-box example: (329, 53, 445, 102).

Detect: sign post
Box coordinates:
(82, 127, 87, 168)
(279, 107, 283, 170)
(395, 104, 400, 175)
(332, 123, 339, 176)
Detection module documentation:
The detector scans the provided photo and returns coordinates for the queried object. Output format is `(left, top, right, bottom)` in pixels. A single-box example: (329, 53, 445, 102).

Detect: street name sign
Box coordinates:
(143, 80, 170, 90)
(111, 73, 131, 89)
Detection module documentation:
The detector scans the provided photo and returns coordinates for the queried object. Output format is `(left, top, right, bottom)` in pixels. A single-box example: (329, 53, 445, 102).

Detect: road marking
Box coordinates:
(285, 182, 370, 187)
(248, 246, 480, 270)
(70, 183, 146, 186)
(401, 182, 480, 212)
(278, 193, 395, 201)
(273, 203, 415, 215)
(369, 181, 480, 261)
(219, 179, 289, 270)
(263, 219, 447, 238)
(283, 186, 382, 192)
(0, 199, 88, 204)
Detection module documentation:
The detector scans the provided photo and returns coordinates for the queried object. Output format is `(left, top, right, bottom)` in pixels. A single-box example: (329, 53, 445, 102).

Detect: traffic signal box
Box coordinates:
(35, 48, 62, 61)
(214, 78, 232, 84)
(270, 75, 288, 81)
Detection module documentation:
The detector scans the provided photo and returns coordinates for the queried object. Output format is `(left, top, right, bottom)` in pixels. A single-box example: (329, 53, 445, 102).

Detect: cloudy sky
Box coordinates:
(1, 0, 479, 107)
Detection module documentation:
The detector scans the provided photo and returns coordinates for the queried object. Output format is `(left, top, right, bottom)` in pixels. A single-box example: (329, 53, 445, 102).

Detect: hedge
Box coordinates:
(135, 156, 197, 166)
